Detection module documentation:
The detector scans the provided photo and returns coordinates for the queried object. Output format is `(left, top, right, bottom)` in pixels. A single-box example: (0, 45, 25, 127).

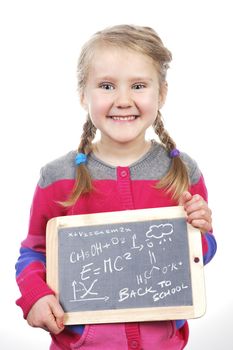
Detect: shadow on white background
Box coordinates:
(1, 1, 232, 349)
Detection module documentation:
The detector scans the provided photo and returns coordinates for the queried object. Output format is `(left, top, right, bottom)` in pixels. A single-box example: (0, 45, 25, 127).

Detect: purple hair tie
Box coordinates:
(169, 148, 180, 158)
(75, 153, 87, 166)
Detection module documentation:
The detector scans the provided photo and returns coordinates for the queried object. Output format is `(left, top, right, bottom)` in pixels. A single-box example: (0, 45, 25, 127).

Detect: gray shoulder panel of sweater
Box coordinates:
(38, 143, 201, 188)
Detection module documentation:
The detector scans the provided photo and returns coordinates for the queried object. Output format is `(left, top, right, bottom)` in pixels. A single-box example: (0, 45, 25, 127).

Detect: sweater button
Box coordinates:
(130, 340, 139, 349)
(120, 170, 128, 178)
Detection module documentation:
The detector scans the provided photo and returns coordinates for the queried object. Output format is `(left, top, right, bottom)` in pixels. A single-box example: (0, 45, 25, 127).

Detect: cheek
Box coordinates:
(137, 94, 159, 113)
(88, 93, 112, 117)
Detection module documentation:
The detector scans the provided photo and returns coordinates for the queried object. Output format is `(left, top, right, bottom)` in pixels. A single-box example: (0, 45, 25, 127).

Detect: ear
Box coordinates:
(159, 81, 168, 109)
(80, 91, 89, 111)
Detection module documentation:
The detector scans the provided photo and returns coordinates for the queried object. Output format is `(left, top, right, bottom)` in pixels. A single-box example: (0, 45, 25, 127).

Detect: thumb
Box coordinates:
(50, 299, 65, 330)
(179, 191, 192, 206)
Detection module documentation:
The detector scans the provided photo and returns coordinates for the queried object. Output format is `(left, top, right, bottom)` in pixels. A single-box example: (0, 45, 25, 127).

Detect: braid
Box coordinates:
(78, 115, 97, 154)
(153, 111, 176, 151)
(62, 115, 96, 207)
(153, 111, 190, 200)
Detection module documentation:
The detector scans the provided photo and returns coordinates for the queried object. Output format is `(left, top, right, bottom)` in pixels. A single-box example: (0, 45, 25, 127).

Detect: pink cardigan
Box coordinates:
(16, 143, 217, 349)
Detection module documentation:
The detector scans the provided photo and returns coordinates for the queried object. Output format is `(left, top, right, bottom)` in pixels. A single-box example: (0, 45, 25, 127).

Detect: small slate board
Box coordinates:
(46, 206, 206, 325)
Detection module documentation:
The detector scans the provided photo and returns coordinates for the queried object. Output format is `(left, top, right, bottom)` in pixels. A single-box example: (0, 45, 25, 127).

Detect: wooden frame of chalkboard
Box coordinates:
(46, 206, 206, 325)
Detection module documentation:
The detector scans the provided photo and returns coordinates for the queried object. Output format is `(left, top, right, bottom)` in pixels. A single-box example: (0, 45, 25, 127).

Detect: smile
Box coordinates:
(110, 116, 139, 121)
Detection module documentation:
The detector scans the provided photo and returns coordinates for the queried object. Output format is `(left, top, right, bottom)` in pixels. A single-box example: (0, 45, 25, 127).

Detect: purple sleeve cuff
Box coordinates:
(203, 232, 217, 265)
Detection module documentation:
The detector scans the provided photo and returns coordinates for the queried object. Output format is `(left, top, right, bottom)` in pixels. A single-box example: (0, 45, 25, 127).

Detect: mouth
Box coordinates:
(109, 115, 139, 121)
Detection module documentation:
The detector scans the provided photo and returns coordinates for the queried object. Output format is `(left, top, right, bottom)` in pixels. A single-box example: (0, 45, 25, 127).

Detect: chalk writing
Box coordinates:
(58, 218, 193, 312)
(67, 226, 132, 238)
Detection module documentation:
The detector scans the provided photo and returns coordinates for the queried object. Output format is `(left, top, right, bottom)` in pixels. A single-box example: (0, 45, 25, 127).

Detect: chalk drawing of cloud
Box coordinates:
(146, 223, 173, 239)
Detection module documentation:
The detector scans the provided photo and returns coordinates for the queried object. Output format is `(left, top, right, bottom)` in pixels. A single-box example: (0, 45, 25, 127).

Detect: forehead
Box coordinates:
(88, 46, 158, 79)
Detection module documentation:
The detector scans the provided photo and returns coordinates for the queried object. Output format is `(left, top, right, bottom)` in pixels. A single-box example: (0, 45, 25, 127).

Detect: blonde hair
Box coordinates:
(63, 24, 189, 206)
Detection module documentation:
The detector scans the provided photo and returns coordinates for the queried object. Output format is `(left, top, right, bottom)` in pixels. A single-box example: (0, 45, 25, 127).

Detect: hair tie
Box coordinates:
(169, 148, 180, 158)
(75, 153, 87, 166)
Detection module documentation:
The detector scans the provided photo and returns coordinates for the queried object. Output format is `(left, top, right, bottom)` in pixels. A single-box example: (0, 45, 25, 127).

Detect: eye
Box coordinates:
(99, 83, 114, 90)
(132, 83, 146, 90)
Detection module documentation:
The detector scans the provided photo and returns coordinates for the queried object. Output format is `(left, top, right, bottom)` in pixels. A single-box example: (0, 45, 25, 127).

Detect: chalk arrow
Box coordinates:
(72, 280, 77, 300)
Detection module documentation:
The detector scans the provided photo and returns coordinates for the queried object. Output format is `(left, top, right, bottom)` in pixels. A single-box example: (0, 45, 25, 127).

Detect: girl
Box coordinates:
(15, 25, 217, 349)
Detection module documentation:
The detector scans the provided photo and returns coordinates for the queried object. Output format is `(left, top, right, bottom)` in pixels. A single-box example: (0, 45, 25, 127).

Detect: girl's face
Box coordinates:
(81, 47, 167, 147)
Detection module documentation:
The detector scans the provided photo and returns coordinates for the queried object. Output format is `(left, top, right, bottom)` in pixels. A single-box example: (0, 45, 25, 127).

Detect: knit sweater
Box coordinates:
(15, 142, 217, 349)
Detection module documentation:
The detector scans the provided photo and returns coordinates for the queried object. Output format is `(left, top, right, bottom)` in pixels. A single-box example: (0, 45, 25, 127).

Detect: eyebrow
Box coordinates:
(130, 77, 153, 83)
(95, 76, 153, 82)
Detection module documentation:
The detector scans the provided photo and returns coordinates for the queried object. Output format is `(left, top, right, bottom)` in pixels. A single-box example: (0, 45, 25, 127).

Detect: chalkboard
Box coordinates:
(46, 206, 206, 325)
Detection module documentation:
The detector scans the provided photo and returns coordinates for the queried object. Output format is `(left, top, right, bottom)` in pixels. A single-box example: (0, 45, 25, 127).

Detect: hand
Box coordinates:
(179, 191, 212, 233)
(27, 295, 65, 335)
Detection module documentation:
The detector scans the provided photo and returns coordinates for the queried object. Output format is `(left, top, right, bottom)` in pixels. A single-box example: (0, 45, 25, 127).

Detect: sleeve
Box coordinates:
(188, 163, 217, 265)
(175, 157, 217, 332)
(15, 167, 67, 318)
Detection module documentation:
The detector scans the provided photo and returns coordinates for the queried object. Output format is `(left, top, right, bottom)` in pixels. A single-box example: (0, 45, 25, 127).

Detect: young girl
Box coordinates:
(15, 24, 217, 350)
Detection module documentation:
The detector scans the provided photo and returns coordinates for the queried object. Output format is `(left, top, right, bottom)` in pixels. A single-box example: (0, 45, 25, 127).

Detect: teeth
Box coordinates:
(111, 116, 136, 121)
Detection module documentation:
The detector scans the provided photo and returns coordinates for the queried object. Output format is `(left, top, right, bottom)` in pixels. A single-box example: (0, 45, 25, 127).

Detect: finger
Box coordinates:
(27, 313, 60, 334)
(187, 208, 212, 226)
(189, 219, 213, 233)
(187, 208, 212, 224)
(179, 191, 192, 206)
(45, 311, 63, 335)
(184, 195, 207, 214)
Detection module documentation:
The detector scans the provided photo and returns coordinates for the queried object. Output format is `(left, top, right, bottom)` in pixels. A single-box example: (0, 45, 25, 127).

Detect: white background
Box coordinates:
(0, 0, 232, 349)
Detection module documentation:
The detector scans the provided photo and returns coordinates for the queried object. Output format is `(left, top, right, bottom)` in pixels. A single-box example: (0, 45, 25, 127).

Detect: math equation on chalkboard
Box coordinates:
(58, 218, 193, 312)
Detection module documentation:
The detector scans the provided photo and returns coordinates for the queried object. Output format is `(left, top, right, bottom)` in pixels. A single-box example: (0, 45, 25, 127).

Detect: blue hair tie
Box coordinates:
(75, 153, 87, 166)
(169, 148, 180, 158)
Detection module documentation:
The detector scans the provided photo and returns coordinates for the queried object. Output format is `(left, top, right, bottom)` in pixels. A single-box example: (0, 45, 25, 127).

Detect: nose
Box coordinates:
(114, 87, 133, 109)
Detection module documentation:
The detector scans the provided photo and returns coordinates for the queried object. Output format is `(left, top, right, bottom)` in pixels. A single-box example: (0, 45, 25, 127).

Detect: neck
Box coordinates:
(93, 138, 152, 167)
